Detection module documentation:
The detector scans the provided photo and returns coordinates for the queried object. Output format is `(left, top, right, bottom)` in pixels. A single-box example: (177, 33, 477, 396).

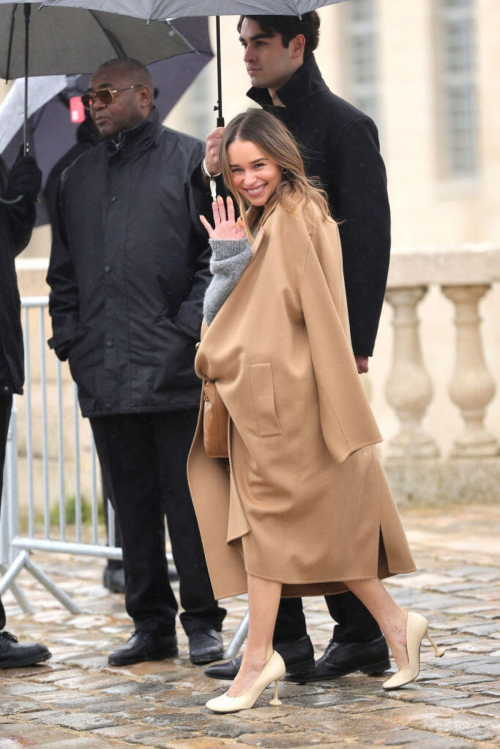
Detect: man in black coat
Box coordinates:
(45, 117, 126, 596)
(195, 13, 392, 683)
(47, 58, 226, 667)
(0, 151, 51, 668)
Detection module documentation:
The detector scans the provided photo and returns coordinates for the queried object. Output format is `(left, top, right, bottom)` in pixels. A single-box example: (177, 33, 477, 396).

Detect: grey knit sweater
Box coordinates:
(204, 238, 253, 326)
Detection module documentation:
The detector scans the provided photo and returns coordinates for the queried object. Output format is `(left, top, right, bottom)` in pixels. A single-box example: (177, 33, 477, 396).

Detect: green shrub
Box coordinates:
(50, 495, 105, 526)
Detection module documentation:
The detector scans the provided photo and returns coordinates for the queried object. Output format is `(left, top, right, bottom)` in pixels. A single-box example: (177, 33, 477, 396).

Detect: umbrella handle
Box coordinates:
(0, 195, 24, 206)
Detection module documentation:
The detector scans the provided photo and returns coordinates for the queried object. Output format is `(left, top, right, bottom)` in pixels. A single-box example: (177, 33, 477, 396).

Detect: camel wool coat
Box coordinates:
(188, 201, 416, 601)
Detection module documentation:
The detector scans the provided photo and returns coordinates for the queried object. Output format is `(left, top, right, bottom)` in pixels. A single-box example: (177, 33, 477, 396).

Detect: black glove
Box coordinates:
(6, 145, 42, 203)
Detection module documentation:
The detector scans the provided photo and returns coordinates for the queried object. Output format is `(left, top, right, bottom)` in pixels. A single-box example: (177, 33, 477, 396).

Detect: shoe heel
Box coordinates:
(269, 679, 282, 706)
(426, 632, 445, 658)
(360, 658, 391, 676)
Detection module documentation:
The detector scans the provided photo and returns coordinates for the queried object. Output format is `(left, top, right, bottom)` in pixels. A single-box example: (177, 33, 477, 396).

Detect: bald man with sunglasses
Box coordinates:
(47, 58, 226, 668)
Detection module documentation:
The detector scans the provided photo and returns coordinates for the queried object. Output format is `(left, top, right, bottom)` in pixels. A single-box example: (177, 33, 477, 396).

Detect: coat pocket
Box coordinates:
(248, 363, 282, 437)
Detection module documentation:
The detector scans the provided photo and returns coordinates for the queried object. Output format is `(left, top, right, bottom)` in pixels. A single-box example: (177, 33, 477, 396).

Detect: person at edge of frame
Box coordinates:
(191, 12, 392, 684)
(0, 148, 52, 668)
(46, 58, 226, 668)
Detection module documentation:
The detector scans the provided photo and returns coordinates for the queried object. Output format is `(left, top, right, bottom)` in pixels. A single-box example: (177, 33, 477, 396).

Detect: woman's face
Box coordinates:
(227, 139, 282, 207)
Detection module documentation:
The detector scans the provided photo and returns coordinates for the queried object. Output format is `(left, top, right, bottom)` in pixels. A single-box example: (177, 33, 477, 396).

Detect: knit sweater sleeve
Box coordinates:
(209, 238, 251, 261)
(204, 239, 253, 326)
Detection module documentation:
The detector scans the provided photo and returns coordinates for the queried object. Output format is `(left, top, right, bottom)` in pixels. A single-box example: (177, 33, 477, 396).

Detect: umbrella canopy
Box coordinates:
(0, 17, 213, 224)
(0, 5, 195, 79)
(33, 1, 348, 18)
(30, 0, 348, 126)
(1, 0, 348, 202)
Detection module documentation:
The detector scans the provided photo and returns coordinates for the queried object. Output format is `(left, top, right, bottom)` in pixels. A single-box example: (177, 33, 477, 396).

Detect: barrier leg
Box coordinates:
(8, 579, 35, 615)
(0, 551, 29, 596)
(0, 563, 34, 615)
(24, 556, 81, 615)
(224, 610, 249, 659)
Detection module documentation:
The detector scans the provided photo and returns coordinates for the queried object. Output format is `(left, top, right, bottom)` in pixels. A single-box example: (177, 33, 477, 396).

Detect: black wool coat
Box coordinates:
(47, 109, 210, 417)
(192, 54, 391, 357)
(0, 157, 35, 395)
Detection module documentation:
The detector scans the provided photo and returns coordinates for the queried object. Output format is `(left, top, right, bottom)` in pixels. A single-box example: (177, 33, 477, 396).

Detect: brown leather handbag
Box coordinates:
(202, 378, 229, 459)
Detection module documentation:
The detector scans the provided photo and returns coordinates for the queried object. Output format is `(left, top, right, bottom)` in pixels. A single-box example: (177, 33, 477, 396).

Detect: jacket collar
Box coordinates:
(106, 107, 162, 157)
(246, 54, 329, 110)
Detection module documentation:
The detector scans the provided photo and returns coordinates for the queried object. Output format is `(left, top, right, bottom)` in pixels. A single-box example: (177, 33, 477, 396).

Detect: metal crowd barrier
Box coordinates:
(0, 296, 246, 657)
(0, 297, 147, 615)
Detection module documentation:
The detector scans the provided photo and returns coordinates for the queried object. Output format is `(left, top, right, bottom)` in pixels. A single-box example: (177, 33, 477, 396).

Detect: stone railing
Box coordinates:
(14, 247, 500, 507)
(382, 244, 500, 505)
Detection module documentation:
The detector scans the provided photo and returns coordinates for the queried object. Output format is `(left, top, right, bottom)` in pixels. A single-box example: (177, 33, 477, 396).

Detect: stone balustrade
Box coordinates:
(385, 244, 500, 459)
(14, 246, 500, 507)
(382, 244, 500, 504)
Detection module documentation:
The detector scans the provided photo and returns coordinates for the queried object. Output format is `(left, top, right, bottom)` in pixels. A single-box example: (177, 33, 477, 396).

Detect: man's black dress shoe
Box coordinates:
(0, 631, 51, 669)
(204, 634, 315, 681)
(305, 634, 390, 682)
(108, 631, 178, 666)
(103, 566, 125, 594)
(189, 628, 224, 665)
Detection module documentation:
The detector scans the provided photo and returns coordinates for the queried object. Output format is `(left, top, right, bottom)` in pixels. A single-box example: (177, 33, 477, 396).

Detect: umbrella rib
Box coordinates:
(88, 10, 127, 59)
(5, 3, 18, 82)
(166, 20, 197, 56)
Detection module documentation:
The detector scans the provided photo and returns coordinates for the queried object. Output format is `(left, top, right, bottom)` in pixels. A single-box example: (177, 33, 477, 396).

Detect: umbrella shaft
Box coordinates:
(23, 4, 31, 155)
(216, 16, 224, 128)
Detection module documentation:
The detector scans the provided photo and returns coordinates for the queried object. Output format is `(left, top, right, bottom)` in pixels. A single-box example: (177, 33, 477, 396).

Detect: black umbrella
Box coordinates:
(0, 17, 213, 224)
(0, 2, 197, 204)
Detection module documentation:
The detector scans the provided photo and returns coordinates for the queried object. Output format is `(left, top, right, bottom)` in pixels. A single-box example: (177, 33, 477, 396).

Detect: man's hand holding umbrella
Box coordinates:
(6, 144, 42, 212)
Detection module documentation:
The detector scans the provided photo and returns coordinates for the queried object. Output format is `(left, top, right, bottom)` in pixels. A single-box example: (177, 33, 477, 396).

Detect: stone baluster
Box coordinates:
(442, 285, 499, 457)
(384, 287, 439, 458)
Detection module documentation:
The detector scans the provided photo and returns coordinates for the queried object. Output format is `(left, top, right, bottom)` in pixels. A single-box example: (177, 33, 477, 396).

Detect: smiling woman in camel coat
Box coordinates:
(188, 200, 416, 602)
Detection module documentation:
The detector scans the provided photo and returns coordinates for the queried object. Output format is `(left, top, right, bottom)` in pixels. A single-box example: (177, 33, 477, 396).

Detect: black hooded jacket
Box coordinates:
(0, 157, 35, 395)
(192, 54, 391, 357)
(47, 109, 210, 417)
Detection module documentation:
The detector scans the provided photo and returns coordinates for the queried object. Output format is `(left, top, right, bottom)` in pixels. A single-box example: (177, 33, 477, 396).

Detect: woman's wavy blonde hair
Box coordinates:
(220, 108, 332, 241)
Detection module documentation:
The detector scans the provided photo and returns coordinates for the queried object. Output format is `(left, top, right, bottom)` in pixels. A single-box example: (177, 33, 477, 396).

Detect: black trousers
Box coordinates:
(0, 395, 13, 631)
(90, 409, 226, 637)
(102, 471, 123, 571)
(275, 593, 381, 645)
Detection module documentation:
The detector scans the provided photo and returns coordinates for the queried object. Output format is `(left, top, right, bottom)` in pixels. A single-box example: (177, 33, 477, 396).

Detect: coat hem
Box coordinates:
(214, 565, 418, 601)
(81, 397, 201, 419)
(244, 567, 417, 587)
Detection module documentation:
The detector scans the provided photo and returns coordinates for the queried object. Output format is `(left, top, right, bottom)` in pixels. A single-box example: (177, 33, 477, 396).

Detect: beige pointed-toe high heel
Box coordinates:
(383, 612, 445, 690)
(205, 651, 286, 713)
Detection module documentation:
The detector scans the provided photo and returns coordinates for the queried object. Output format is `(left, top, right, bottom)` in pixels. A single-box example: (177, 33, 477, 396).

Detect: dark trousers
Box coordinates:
(275, 593, 381, 645)
(0, 395, 13, 631)
(102, 472, 123, 571)
(90, 409, 226, 637)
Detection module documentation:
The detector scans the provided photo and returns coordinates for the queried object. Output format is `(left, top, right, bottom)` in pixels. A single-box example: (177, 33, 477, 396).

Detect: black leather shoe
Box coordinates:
(204, 634, 315, 681)
(189, 628, 224, 665)
(306, 634, 390, 682)
(108, 631, 178, 667)
(103, 566, 125, 594)
(0, 631, 51, 669)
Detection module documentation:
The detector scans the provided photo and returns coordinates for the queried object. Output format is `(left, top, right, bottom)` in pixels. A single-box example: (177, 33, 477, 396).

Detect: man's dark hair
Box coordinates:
(237, 12, 320, 60)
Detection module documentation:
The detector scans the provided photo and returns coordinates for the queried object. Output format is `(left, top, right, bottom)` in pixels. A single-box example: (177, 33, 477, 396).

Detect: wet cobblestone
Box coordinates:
(1, 505, 499, 748)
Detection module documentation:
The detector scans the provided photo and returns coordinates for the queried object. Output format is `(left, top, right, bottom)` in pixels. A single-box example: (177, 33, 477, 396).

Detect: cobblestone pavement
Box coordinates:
(1, 505, 499, 749)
